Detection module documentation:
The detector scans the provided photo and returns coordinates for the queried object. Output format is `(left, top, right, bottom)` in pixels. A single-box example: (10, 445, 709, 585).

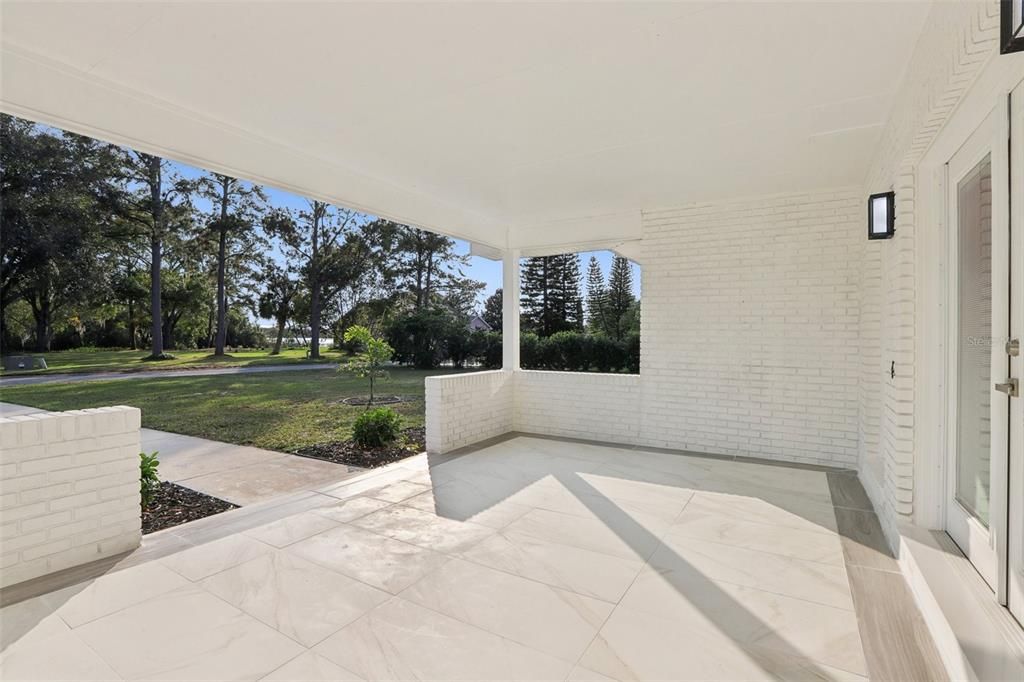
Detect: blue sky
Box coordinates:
(172, 161, 640, 310)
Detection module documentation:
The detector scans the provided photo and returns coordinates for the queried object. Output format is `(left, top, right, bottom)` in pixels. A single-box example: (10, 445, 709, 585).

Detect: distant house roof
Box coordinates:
(467, 315, 492, 332)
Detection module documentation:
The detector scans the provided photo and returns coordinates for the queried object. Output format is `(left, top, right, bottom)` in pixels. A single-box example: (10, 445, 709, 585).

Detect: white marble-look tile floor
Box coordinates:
(1, 436, 876, 681)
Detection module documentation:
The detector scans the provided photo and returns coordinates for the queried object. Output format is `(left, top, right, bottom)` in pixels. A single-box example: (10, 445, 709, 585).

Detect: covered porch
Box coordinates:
(1, 434, 939, 681)
(3, 0, 1024, 680)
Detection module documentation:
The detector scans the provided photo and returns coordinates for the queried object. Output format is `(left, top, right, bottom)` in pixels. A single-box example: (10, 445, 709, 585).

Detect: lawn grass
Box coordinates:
(0, 367, 470, 452)
(0, 347, 340, 376)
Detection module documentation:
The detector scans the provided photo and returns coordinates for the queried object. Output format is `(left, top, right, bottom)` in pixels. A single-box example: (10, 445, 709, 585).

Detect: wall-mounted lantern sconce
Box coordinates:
(1001, 0, 1024, 54)
(868, 191, 895, 240)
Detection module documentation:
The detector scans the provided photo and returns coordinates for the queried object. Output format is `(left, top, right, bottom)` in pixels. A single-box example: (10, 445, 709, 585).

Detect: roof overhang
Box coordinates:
(0, 1, 933, 252)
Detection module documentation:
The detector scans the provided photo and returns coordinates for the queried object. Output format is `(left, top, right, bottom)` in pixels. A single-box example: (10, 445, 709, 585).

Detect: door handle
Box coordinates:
(995, 378, 1019, 397)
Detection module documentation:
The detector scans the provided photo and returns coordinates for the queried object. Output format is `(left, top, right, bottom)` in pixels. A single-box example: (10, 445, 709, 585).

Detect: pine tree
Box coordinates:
(561, 253, 584, 332)
(605, 256, 636, 340)
(585, 255, 607, 333)
(520, 254, 583, 336)
(482, 288, 503, 330)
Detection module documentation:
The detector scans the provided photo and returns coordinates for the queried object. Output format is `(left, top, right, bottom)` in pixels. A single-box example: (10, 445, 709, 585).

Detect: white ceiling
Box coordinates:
(0, 1, 932, 251)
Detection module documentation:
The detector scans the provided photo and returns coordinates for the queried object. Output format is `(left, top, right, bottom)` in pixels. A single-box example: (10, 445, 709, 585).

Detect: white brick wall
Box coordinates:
(515, 371, 640, 446)
(425, 370, 513, 454)
(429, 190, 863, 468)
(858, 0, 999, 541)
(0, 406, 142, 589)
(638, 189, 863, 467)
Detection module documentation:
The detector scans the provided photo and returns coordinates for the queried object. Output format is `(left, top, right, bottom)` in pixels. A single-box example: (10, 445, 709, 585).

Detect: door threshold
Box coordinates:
(899, 523, 1024, 681)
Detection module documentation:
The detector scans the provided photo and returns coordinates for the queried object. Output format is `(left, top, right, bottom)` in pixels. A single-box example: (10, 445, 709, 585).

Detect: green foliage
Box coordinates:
(339, 325, 393, 405)
(479, 331, 503, 369)
(352, 407, 402, 447)
(518, 331, 637, 374)
(387, 307, 458, 369)
(140, 451, 160, 508)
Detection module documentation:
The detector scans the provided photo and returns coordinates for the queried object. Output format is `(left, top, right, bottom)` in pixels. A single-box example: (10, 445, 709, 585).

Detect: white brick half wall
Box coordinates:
(425, 371, 513, 454)
(427, 190, 863, 467)
(515, 371, 640, 446)
(0, 406, 142, 589)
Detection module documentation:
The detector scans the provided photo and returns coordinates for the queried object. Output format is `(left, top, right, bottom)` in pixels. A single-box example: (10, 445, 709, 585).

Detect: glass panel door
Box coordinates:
(946, 104, 1009, 593)
(955, 155, 994, 527)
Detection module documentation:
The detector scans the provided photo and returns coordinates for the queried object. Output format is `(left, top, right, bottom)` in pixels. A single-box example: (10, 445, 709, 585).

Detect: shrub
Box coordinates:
(140, 451, 160, 508)
(590, 334, 625, 373)
(625, 331, 641, 373)
(352, 407, 402, 447)
(520, 332, 542, 368)
(480, 331, 503, 369)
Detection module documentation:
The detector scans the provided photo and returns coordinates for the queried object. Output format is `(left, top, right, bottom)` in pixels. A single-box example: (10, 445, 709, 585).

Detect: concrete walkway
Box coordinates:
(0, 402, 365, 506)
(142, 429, 364, 506)
(0, 362, 336, 387)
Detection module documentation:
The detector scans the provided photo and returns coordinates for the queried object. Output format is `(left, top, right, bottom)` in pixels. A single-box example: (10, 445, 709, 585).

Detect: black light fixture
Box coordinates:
(1002, 0, 1024, 54)
(868, 191, 895, 240)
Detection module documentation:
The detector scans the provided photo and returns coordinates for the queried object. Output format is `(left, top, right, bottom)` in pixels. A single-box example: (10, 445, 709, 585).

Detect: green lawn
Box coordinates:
(0, 367, 467, 452)
(0, 347, 339, 376)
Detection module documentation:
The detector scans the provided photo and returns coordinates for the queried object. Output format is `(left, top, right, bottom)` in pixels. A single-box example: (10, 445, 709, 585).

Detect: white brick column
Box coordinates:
(502, 248, 521, 371)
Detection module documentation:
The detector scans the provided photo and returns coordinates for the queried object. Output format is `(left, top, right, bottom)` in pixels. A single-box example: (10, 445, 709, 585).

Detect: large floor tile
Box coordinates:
(314, 597, 573, 681)
(580, 605, 865, 682)
(51, 561, 192, 628)
(74, 585, 304, 680)
(311, 496, 393, 524)
(503, 507, 662, 561)
(286, 524, 449, 594)
(350, 505, 495, 554)
(261, 651, 364, 681)
(161, 534, 274, 581)
(649, 535, 854, 610)
(695, 460, 835, 508)
(683, 490, 839, 534)
(0, 629, 122, 681)
(400, 558, 613, 662)
(461, 529, 644, 603)
(244, 510, 341, 548)
(0, 592, 71, 651)
(201, 551, 389, 647)
(363, 480, 430, 503)
(668, 505, 845, 566)
(617, 568, 866, 675)
(403, 485, 532, 529)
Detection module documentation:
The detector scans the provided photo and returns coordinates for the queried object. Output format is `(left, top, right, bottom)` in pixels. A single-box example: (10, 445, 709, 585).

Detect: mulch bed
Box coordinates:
(293, 426, 426, 468)
(142, 482, 238, 534)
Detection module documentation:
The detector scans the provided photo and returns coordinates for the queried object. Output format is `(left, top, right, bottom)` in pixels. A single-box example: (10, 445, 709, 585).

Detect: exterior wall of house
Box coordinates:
(515, 370, 641, 445)
(425, 370, 513, 453)
(638, 189, 863, 468)
(858, 0, 1000, 542)
(0, 407, 142, 589)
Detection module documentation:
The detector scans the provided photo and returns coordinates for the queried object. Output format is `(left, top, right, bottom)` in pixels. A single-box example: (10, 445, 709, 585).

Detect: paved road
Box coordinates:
(0, 362, 338, 387)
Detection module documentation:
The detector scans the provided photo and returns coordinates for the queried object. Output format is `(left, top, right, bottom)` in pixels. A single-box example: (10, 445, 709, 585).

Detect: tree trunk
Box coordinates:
(214, 180, 229, 355)
(272, 316, 286, 355)
(32, 300, 50, 352)
(147, 156, 165, 359)
(128, 299, 137, 350)
(309, 284, 321, 359)
(150, 235, 164, 357)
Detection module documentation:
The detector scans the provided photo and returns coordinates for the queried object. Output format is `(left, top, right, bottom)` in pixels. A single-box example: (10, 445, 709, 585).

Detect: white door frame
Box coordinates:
(942, 102, 1008, 593)
(915, 59, 1024, 608)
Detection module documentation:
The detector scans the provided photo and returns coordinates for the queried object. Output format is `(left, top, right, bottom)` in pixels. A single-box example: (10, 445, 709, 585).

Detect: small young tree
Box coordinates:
(340, 325, 393, 406)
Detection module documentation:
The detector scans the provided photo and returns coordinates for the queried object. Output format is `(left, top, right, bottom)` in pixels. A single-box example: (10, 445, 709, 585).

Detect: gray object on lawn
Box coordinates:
(2, 355, 48, 371)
